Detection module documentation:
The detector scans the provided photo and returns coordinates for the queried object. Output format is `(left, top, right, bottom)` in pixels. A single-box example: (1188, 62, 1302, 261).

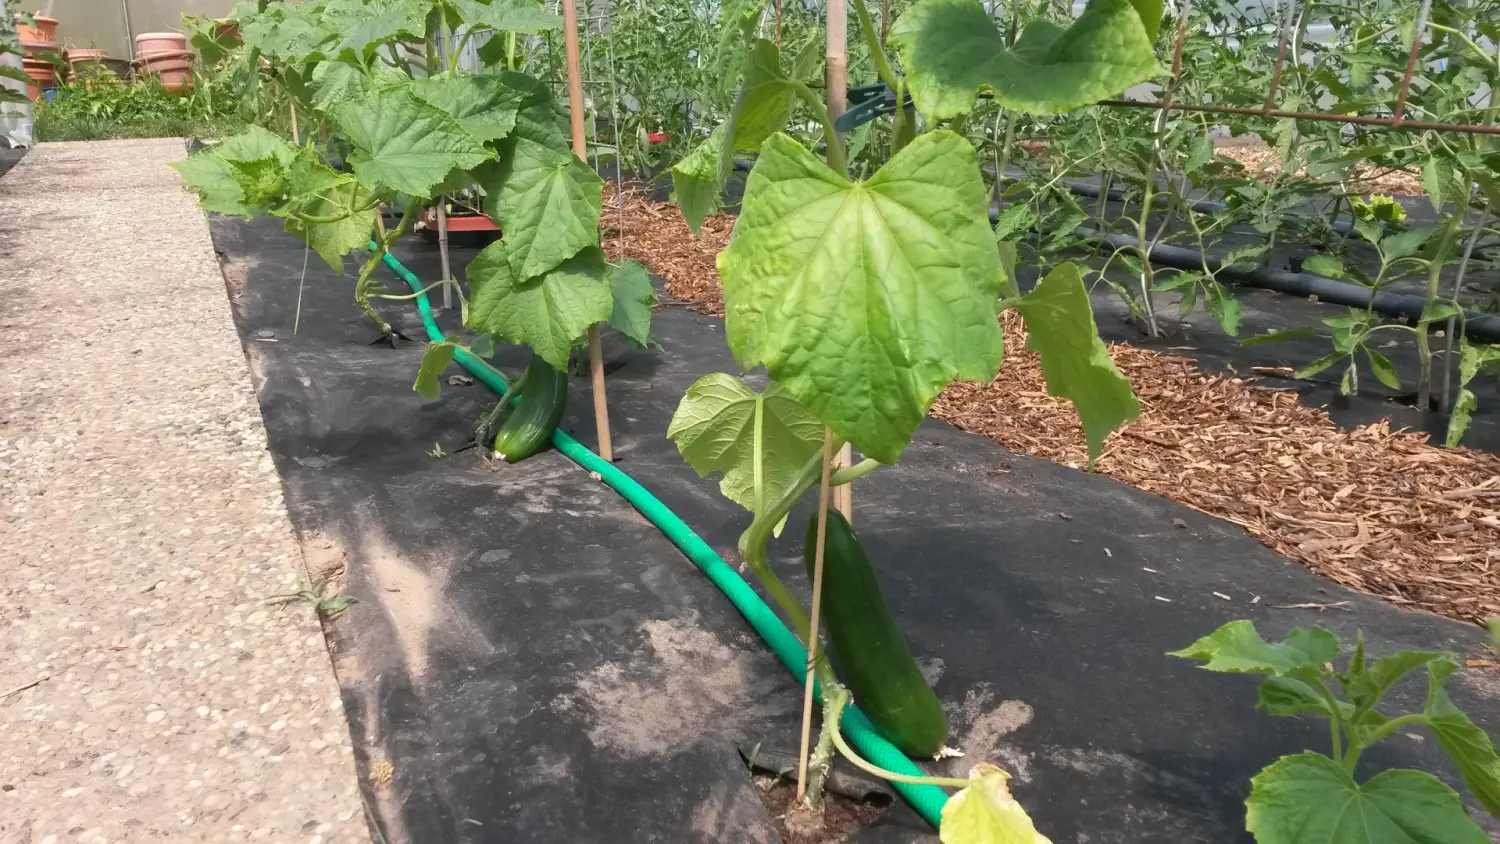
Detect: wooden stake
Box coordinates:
(825, 0, 852, 521)
(795, 429, 837, 803)
(436, 200, 453, 311)
(560, 0, 614, 461)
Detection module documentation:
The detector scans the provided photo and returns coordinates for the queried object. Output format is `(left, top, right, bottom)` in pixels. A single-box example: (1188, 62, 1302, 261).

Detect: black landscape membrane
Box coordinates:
(211, 214, 1500, 843)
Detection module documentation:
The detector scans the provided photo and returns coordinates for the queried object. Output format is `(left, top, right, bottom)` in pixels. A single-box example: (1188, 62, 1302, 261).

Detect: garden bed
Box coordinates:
(215, 212, 1500, 843)
(603, 186, 1500, 626)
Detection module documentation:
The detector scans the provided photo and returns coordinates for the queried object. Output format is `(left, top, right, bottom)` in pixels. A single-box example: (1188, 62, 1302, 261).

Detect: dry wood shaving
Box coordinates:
(604, 187, 1500, 626)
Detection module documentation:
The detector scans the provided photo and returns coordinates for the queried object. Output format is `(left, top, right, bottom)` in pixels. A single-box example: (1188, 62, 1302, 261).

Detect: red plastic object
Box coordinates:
(647, 132, 670, 143)
(420, 207, 499, 232)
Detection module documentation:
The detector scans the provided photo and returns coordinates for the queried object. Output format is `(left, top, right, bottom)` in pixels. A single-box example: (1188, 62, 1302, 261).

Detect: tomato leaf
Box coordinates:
(667, 373, 824, 533)
(1013, 263, 1140, 465)
(481, 136, 604, 280)
(1302, 253, 1347, 279)
(939, 763, 1051, 844)
(1246, 752, 1487, 844)
(890, 0, 1164, 120)
(719, 131, 1006, 464)
(1363, 348, 1402, 391)
(672, 125, 728, 235)
(466, 244, 614, 369)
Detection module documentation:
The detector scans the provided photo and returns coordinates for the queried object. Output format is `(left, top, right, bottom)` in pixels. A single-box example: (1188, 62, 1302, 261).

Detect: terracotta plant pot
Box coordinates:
(22, 56, 55, 101)
(21, 39, 59, 57)
(66, 48, 109, 62)
(134, 31, 188, 57)
(138, 48, 193, 74)
(15, 14, 58, 43)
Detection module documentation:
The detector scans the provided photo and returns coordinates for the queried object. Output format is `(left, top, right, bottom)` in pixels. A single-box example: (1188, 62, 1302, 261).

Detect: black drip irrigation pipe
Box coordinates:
(1071, 225, 1500, 342)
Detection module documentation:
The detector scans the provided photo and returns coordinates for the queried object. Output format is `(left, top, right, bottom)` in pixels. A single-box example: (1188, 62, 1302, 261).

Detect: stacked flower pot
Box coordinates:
(134, 31, 192, 93)
(15, 14, 59, 101)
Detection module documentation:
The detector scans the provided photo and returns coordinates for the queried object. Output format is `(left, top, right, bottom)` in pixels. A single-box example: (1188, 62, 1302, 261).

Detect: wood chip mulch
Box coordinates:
(1214, 141, 1425, 197)
(602, 186, 1500, 626)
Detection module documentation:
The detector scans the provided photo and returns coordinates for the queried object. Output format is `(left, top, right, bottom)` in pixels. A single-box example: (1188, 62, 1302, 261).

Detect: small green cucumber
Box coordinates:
(805, 509, 949, 758)
(491, 354, 568, 463)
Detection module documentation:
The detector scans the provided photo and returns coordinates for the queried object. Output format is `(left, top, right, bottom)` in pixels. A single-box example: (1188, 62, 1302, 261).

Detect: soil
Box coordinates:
(755, 775, 890, 844)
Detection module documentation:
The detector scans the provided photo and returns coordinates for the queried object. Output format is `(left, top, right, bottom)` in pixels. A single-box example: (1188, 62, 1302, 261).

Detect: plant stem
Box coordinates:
(827, 704, 969, 790)
(849, 0, 897, 91)
(831, 458, 880, 486)
(790, 82, 848, 177)
(1312, 678, 1345, 764)
(796, 430, 837, 804)
(739, 443, 843, 640)
(1342, 713, 1430, 773)
(1440, 212, 1488, 411)
(1417, 216, 1462, 410)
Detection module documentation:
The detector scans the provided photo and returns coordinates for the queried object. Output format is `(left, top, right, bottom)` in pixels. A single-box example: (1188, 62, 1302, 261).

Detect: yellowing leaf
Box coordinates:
(940, 764, 1052, 844)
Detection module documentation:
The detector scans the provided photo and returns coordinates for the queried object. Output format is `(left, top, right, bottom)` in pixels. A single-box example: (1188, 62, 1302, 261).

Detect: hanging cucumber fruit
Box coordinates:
(491, 353, 569, 463)
(805, 510, 949, 758)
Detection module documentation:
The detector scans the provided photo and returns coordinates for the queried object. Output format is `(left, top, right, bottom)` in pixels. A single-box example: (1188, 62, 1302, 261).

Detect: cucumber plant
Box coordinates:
(172, 0, 654, 458)
(1172, 620, 1500, 844)
(667, 0, 1162, 837)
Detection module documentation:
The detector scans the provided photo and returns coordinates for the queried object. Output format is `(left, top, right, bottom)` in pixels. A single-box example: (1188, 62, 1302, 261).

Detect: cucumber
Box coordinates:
(805, 509, 948, 758)
(491, 354, 568, 463)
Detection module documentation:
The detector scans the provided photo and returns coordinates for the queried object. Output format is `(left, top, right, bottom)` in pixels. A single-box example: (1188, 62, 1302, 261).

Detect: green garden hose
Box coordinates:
(376, 247, 951, 828)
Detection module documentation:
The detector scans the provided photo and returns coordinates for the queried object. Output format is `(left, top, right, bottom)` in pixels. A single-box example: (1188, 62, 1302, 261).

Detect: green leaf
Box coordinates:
(1381, 226, 1436, 261)
(1298, 352, 1345, 380)
(1447, 389, 1479, 448)
(1257, 677, 1338, 719)
(672, 125, 729, 236)
(499, 71, 570, 151)
(939, 763, 1051, 844)
(1303, 253, 1347, 279)
(453, 0, 562, 33)
(1242, 326, 1319, 345)
(481, 136, 603, 280)
(228, 157, 288, 209)
(1363, 348, 1402, 391)
(1181, 131, 1213, 175)
(666, 373, 824, 531)
(1169, 620, 1339, 677)
(1421, 157, 1455, 214)
(283, 178, 378, 271)
(1205, 283, 1241, 337)
(414, 342, 458, 401)
(1125, 0, 1164, 41)
(719, 131, 1006, 464)
(1424, 658, 1500, 816)
(1342, 649, 1443, 713)
(1246, 752, 1487, 844)
(1419, 300, 1459, 323)
(608, 260, 655, 348)
(890, 0, 1164, 120)
(410, 74, 524, 143)
(1013, 263, 1140, 465)
(466, 243, 613, 369)
(993, 204, 1037, 242)
(727, 39, 797, 156)
(171, 126, 298, 217)
(469, 334, 496, 359)
(328, 0, 427, 62)
(310, 61, 371, 113)
(336, 88, 492, 198)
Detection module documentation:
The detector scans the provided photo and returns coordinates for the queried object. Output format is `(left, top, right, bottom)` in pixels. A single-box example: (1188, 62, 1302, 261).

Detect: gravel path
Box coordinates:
(0, 140, 364, 843)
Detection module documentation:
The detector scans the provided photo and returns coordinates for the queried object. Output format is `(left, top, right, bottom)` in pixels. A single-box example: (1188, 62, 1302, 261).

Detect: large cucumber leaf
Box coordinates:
(607, 260, 655, 349)
(480, 136, 603, 280)
(1245, 752, 1487, 844)
(336, 88, 492, 197)
(171, 126, 297, 217)
(453, 0, 561, 33)
(325, 0, 428, 63)
(939, 764, 1051, 844)
(667, 373, 823, 532)
(1011, 263, 1139, 465)
(719, 131, 1006, 464)
(672, 125, 728, 236)
(410, 74, 524, 143)
(466, 243, 613, 369)
(498, 71, 571, 151)
(1168, 620, 1340, 677)
(282, 181, 378, 271)
(889, 0, 1164, 120)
